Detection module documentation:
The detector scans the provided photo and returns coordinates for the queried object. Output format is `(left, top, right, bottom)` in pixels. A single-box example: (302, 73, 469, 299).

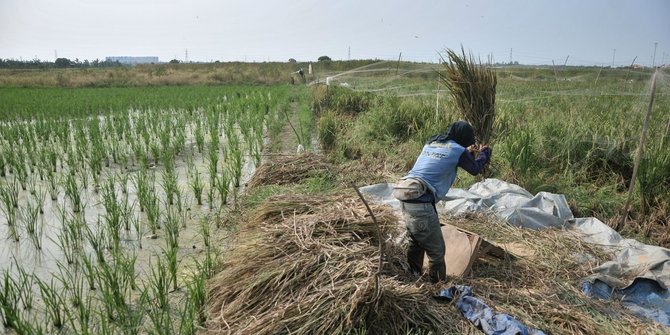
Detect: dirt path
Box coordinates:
(268, 100, 307, 156)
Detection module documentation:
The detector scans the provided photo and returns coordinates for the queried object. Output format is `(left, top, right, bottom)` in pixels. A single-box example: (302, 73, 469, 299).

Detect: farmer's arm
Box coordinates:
(458, 146, 492, 175)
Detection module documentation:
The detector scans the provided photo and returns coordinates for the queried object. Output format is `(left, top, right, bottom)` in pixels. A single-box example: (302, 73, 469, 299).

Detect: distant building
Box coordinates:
(105, 56, 159, 65)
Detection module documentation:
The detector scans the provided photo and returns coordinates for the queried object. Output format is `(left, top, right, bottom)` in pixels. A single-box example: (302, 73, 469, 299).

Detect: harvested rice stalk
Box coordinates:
(206, 192, 467, 334)
(247, 152, 332, 188)
(440, 47, 497, 145)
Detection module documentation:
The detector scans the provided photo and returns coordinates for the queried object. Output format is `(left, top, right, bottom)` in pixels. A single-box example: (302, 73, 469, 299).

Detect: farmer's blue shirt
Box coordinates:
(403, 140, 491, 202)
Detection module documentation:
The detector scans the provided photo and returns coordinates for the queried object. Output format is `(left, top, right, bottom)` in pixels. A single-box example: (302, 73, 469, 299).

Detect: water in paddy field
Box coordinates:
(0, 105, 266, 332)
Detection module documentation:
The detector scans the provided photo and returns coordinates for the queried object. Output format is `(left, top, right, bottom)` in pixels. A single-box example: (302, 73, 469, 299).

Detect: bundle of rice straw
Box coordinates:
(247, 152, 333, 188)
(440, 47, 497, 144)
(205, 193, 466, 334)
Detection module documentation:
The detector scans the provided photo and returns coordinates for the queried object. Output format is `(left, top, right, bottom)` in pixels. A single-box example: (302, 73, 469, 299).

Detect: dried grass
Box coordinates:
(447, 213, 667, 335)
(247, 152, 333, 189)
(205, 193, 469, 334)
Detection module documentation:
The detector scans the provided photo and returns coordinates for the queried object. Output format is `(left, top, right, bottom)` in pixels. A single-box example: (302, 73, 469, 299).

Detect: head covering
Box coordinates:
(426, 120, 476, 147)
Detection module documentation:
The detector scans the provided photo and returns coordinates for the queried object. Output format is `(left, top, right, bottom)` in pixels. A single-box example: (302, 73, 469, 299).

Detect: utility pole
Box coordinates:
(652, 42, 658, 67)
(509, 48, 512, 64)
(395, 52, 402, 75)
(612, 48, 616, 67)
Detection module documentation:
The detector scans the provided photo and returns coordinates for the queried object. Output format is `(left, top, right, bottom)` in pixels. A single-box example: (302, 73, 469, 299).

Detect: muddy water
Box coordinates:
(0, 120, 261, 332)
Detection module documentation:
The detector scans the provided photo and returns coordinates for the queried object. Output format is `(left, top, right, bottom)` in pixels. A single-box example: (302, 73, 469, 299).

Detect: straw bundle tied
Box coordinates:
(206, 193, 466, 334)
(440, 47, 497, 144)
(247, 152, 333, 188)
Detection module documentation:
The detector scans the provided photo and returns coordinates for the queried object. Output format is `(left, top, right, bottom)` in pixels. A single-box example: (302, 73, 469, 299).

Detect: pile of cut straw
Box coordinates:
(247, 152, 333, 188)
(205, 193, 468, 334)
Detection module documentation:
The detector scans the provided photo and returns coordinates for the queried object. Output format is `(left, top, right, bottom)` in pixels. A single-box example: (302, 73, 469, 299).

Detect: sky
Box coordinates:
(1, 0, 668, 66)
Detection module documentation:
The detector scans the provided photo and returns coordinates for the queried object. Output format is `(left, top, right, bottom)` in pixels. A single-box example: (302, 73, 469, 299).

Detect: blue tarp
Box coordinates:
(583, 278, 670, 326)
(437, 285, 546, 335)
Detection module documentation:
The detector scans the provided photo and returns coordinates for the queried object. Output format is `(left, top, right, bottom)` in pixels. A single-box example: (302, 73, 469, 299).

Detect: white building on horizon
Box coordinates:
(105, 56, 159, 65)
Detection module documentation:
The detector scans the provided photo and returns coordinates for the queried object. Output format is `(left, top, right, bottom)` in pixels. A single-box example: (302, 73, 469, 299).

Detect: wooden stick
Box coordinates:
(617, 69, 659, 231)
(351, 183, 384, 280)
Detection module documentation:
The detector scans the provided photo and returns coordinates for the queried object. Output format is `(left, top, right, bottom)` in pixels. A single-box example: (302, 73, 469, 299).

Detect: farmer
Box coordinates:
(394, 120, 491, 282)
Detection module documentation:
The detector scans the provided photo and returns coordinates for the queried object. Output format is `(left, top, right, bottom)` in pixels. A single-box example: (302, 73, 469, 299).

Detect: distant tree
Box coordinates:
(318, 56, 331, 62)
(288, 58, 297, 63)
(169, 59, 180, 64)
(55, 57, 72, 68)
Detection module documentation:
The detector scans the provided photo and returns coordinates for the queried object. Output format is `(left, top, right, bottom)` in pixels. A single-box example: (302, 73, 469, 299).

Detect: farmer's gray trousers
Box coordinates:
(400, 202, 446, 282)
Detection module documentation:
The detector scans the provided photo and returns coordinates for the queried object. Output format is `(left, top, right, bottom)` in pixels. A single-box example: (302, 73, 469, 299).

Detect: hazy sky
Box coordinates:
(1, 0, 668, 66)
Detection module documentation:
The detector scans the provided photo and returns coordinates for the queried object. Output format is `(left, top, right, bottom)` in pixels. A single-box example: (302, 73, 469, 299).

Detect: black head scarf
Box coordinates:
(426, 120, 476, 147)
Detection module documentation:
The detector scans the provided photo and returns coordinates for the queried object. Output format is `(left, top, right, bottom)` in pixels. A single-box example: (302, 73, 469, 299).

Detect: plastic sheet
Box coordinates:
(437, 285, 546, 335)
(360, 178, 670, 326)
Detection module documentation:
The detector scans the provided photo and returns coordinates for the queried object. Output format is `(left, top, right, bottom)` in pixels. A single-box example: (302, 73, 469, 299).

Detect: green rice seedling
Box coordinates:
(160, 147, 176, 176)
(116, 171, 130, 196)
(14, 156, 28, 191)
(21, 201, 42, 250)
(199, 217, 211, 248)
(178, 296, 196, 335)
(56, 222, 77, 265)
(80, 255, 97, 291)
(161, 168, 179, 206)
(164, 206, 180, 250)
(146, 256, 171, 311)
(174, 185, 185, 215)
(133, 169, 150, 212)
(201, 245, 218, 279)
(186, 269, 207, 326)
(47, 146, 58, 173)
(207, 185, 215, 210)
(64, 173, 82, 213)
(114, 247, 138, 292)
(228, 145, 243, 188)
(150, 142, 161, 166)
(68, 275, 92, 335)
(96, 308, 115, 335)
(194, 120, 205, 153)
(128, 208, 143, 249)
(209, 121, 220, 153)
(165, 245, 179, 291)
(208, 145, 218, 174)
(0, 271, 20, 329)
(145, 190, 160, 235)
(96, 257, 128, 321)
(85, 219, 108, 264)
(47, 169, 59, 201)
(147, 305, 173, 335)
(36, 277, 66, 329)
(26, 175, 37, 196)
(101, 177, 123, 247)
(33, 186, 47, 214)
(0, 152, 5, 178)
(14, 265, 34, 310)
(0, 180, 19, 227)
(216, 171, 230, 206)
(252, 135, 263, 167)
(118, 289, 148, 334)
(189, 170, 204, 206)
